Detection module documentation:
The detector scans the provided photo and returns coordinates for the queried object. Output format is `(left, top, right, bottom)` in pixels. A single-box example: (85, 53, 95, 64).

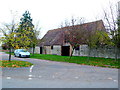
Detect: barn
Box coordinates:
(39, 20, 106, 56)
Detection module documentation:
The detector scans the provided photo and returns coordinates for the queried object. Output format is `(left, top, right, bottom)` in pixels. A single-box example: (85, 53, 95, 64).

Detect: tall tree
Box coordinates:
(19, 11, 34, 31)
(0, 11, 35, 61)
(112, 16, 120, 48)
(103, 2, 119, 60)
(116, 11, 120, 48)
(16, 11, 34, 47)
(16, 11, 40, 54)
(0, 23, 33, 61)
(16, 24, 34, 49)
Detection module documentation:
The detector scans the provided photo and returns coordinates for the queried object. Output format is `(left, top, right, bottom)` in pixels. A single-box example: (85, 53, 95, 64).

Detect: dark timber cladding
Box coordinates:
(61, 46, 70, 56)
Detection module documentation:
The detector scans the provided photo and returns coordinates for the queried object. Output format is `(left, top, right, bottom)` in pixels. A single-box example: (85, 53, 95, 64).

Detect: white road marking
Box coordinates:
(113, 80, 118, 82)
(75, 77, 79, 79)
(52, 75, 55, 78)
(28, 78, 32, 80)
(108, 77, 112, 80)
(30, 65, 34, 72)
(28, 75, 32, 77)
(6, 77, 11, 79)
(39, 76, 42, 78)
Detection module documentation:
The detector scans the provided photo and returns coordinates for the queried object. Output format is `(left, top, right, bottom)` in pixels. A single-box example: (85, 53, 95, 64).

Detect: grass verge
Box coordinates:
(0, 60, 33, 68)
(4, 52, 120, 69)
(30, 54, 119, 69)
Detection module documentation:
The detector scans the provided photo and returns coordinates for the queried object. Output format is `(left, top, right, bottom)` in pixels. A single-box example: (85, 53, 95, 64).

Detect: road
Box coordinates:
(1, 52, 118, 88)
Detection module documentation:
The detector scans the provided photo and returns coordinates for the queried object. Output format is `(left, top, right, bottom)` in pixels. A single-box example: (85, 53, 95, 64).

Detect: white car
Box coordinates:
(14, 49, 30, 58)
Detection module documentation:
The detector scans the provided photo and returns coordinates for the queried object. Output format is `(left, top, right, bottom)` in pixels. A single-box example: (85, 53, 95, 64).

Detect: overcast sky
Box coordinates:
(0, 0, 119, 38)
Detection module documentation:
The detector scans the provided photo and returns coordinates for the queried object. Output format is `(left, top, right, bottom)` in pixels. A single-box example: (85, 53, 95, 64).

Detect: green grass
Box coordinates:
(0, 60, 33, 68)
(6, 52, 14, 55)
(4, 52, 120, 68)
(30, 54, 119, 69)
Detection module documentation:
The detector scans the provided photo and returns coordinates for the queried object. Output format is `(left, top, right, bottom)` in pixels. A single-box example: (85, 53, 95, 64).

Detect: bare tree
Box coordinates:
(103, 3, 117, 36)
(103, 2, 119, 60)
(31, 21, 41, 55)
(60, 16, 86, 59)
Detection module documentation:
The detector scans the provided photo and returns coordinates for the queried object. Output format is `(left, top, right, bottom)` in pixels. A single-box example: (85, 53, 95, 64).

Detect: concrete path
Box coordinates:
(1, 52, 118, 88)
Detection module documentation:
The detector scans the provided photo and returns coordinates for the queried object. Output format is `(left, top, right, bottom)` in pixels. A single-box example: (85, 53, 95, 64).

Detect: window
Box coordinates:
(75, 46, 79, 50)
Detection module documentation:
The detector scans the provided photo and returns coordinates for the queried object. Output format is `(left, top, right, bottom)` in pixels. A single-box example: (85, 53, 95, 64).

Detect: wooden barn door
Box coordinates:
(61, 46, 70, 56)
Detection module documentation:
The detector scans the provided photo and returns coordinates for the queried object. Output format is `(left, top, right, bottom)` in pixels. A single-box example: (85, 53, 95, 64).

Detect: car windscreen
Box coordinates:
(20, 49, 27, 52)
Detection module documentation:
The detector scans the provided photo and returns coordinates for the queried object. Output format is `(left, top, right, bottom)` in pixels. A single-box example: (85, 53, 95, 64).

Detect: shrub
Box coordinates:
(2, 44, 9, 50)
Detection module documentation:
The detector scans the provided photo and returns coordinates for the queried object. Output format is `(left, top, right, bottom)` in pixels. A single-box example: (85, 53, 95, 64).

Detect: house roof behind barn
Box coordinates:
(39, 20, 106, 46)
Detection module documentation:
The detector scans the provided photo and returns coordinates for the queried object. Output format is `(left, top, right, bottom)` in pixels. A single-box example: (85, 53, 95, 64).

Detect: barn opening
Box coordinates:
(40, 47, 43, 54)
(61, 46, 70, 56)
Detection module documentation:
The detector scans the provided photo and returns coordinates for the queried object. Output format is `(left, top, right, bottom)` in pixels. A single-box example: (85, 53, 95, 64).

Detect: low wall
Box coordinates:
(73, 45, 120, 59)
(30, 45, 120, 59)
(28, 46, 40, 54)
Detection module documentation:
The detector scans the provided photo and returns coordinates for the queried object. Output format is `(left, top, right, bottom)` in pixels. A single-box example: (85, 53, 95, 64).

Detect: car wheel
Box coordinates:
(19, 54, 21, 58)
(14, 54, 16, 57)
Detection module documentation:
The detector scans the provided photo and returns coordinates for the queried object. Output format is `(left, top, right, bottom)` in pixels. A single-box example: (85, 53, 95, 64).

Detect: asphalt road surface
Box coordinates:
(1, 52, 118, 88)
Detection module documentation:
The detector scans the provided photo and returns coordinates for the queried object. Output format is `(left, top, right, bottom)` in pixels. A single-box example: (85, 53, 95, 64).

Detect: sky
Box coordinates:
(0, 0, 119, 38)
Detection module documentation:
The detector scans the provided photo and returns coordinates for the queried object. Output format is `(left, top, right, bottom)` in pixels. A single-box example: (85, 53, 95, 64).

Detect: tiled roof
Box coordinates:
(39, 20, 106, 46)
